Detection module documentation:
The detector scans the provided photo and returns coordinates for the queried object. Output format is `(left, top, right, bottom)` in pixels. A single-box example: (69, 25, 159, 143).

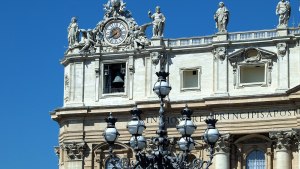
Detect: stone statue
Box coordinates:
(276, 0, 291, 28)
(132, 23, 151, 50)
(214, 2, 229, 33)
(104, 0, 127, 17)
(67, 17, 79, 48)
(79, 29, 96, 53)
(148, 6, 166, 38)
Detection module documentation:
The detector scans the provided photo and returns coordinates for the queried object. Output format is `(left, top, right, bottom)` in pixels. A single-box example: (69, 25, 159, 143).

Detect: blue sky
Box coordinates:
(0, 0, 299, 168)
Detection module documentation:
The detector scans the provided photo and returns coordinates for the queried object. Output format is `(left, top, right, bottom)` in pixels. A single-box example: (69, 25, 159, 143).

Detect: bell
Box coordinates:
(113, 74, 124, 84)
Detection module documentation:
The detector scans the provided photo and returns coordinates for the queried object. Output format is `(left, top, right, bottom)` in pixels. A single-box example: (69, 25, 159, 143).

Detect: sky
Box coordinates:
(0, 0, 299, 168)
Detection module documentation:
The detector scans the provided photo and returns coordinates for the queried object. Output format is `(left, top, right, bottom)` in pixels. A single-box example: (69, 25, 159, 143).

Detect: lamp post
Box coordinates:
(102, 70, 220, 169)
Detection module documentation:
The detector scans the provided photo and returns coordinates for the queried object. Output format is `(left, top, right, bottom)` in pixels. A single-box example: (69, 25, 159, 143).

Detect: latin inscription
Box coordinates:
(145, 109, 300, 124)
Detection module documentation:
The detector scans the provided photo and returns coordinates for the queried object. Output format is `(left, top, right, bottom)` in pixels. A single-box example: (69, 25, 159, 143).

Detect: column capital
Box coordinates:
(269, 131, 293, 151)
(63, 142, 87, 160)
(215, 134, 231, 154)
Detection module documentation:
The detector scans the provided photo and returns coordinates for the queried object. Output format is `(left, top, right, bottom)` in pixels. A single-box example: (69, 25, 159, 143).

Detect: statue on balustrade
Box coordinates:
(148, 6, 166, 38)
(214, 2, 229, 33)
(276, 0, 291, 28)
(67, 17, 79, 48)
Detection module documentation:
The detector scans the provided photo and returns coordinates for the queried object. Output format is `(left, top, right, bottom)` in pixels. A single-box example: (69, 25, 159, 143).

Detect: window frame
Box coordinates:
(180, 67, 201, 91)
(237, 62, 268, 87)
(101, 60, 128, 97)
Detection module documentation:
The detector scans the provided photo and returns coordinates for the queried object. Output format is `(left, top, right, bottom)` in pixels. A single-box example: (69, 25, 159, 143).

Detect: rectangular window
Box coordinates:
(239, 64, 266, 85)
(103, 63, 126, 94)
(181, 68, 201, 90)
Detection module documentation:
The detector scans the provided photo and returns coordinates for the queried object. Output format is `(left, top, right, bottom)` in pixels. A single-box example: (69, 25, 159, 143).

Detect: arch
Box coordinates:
(234, 134, 271, 144)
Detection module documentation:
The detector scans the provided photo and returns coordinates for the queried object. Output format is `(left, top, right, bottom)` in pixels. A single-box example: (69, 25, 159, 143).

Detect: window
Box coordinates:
(239, 65, 265, 84)
(246, 150, 266, 169)
(103, 63, 126, 94)
(180, 68, 201, 90)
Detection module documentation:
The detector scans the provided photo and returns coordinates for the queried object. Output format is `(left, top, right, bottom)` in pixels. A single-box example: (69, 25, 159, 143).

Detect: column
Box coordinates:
(63, 142, 86, 169)
(214, 134, 231, 169)
(269, 131, 292, 169)
(292, 129, 300, 169)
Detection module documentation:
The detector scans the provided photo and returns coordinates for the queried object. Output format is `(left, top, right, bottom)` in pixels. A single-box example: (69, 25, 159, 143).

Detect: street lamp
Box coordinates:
(102, 70, 220, 169)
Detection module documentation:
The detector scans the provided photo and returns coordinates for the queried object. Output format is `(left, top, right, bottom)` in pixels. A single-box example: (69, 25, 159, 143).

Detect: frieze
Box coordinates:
(145, 108, 300, 125)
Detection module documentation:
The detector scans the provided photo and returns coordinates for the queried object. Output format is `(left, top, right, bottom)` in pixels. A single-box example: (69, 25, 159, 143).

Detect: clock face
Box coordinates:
(103, 20, 128, 46)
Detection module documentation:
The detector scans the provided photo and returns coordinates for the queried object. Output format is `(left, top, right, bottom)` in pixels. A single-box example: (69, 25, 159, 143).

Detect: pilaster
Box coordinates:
(276, 42, 289, 92)
(213, 47, 228, 96)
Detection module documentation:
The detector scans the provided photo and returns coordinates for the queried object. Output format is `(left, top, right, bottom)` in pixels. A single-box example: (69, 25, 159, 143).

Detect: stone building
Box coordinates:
(51, 0, 300, 169)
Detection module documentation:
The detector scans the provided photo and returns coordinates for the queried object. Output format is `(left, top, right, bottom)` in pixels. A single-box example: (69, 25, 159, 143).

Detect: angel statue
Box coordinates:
(103, 0, 126, 17)
(132, 23, 152, 50)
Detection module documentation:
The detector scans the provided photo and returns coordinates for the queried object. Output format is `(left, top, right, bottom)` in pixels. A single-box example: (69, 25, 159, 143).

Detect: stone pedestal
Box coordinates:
(277, 28, 288, 36)
(213, 33, 228, 42)
(151, 38, 164, 46)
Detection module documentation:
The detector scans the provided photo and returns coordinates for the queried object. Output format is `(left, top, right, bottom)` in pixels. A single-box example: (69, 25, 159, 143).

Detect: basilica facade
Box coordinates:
(51, 0, 300, 169)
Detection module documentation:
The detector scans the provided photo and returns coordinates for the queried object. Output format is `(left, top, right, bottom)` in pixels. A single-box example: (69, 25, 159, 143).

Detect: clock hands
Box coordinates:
(109, 31, 118, 39)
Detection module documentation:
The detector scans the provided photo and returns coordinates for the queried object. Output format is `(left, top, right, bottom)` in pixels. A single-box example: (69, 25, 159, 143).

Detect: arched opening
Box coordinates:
(246, 150, 265, 169)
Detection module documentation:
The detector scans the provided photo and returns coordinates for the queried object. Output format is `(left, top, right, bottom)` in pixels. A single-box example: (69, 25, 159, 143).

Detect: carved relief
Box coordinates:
(64, 74, 70, 102)
(269, 131, 293, 150)
(277, 42, 287, 57)
(213, 47, 227, 61)
(63, 142, 87, 160)
(150, 52, 167, 71)
(215, 134, 231, 153)
(65, 0, 152, 55)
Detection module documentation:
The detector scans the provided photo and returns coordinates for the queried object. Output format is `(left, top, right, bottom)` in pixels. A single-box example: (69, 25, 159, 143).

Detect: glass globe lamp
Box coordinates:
(129, 136, 147, 150)
(127, 120, 146, 135)
(178, 137, 195, 151)
(177, 119, 197, 136)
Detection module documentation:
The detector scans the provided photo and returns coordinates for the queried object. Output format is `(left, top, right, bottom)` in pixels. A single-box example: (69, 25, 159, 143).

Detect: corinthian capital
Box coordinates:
(269, 131, 292, 150)
(215, 134, 231, 153)
(63, 142, 86, 160)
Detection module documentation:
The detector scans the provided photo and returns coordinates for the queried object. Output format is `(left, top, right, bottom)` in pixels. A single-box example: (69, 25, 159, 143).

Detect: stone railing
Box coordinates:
(165, 28, 300, 47)
(166, 36, 213, 47)
(228, 29, 278, 41)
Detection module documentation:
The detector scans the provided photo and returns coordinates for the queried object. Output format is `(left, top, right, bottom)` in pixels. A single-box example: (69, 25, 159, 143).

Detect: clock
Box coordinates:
(103, 19, 129, 46)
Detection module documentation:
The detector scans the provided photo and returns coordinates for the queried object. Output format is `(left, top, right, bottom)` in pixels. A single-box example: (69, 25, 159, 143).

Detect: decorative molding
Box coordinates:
(63, 142, 87, 160)
(277, 42, 287, 57)
(228, 47, 277, 88)
(213, 47, 227, 61)
(64, 74, 70, 102)
(54, 146, 60, 157)
(215, 134, 231, 153)
(269, 131, 293, 151)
